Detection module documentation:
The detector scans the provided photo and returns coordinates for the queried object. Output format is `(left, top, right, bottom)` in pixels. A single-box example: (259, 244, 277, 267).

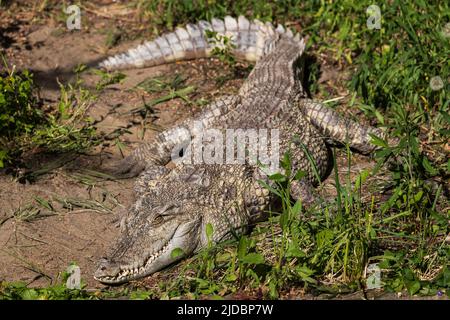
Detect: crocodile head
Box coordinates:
(94, 165, 209, 285)
(94, 165, 225, 285)
(94, 163, 255, 285)
(94, 197, 203, 284)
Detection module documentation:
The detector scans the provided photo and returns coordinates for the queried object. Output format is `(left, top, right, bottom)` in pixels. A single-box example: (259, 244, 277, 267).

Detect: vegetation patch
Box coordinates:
(0, 62, 99, 172)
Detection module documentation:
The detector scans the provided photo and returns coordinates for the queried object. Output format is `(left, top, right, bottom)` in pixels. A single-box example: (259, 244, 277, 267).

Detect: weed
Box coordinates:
(0, 263, 94, 300)
(204, 29, 252, 86)
(143, 144, 448, 298)
(92, 69, 126, 91)
(134, 74, 196, 113)
(54, 196, 116, 214)
(205, 30, 237, 68)
(0, 264, 149, 300)
(0, 64, 43, 167)
(0, 60, 99, 171)
(105, 28, 123, 49)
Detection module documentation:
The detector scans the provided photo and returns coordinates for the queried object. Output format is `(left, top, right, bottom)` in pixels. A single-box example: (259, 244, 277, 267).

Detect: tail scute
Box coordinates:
(99, 15, 305, 71)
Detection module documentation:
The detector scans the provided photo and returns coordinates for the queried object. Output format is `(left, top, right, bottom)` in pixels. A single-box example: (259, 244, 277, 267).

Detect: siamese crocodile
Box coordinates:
(94, 16, 385, 284)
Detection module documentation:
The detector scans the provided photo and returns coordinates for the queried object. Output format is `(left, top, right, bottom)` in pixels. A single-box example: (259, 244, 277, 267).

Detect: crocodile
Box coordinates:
(94, 16, 386, 284)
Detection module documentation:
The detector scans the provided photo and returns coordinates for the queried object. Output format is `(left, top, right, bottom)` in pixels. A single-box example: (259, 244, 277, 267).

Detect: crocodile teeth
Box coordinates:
(110, 242, 172, 281)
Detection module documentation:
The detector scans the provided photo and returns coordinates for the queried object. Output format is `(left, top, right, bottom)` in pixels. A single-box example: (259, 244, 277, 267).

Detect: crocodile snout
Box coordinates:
(94, 258, 120, 281)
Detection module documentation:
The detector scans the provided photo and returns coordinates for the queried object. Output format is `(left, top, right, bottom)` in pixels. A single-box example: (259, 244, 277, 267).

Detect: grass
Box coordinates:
(130, 148, 447, 299)
(0, 0, 448, 299)
(0, 60, 99, 173)
(0, 65, 43, 167)
(135, 73, 197, 112)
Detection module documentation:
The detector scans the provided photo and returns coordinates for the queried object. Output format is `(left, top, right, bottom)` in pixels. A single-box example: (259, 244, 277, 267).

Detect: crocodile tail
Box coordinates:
(99, 15, 305, 71)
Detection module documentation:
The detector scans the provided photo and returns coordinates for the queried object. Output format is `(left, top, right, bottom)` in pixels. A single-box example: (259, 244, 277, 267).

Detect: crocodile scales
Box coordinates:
(94, 16, 385, 284)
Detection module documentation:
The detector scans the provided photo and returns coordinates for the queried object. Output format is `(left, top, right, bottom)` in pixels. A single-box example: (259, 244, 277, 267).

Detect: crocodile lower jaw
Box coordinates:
(96, 241, 171, 284)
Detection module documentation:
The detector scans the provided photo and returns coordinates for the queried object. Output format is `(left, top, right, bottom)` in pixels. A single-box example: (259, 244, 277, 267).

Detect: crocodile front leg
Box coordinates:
(108, 95, 241, 177)
(299, 99, 386, 154)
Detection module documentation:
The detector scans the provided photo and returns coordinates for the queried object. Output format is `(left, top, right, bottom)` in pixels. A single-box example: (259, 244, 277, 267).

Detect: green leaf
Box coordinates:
(316, 229, 334, 248)
(269, 281, 278, 299)
(435, 267, 450, 287)
(170, 247, 184, 259)
(240, 253, 264, 265)
(280, 152, 291, 172)
(286, 242, 305, 258)
(369, 134, 388, 148)
(279, 212, 290, 229)
(409, 136, 420, 156)
(130, 290, 151, 300)
(422, 157, 437, 175)
(21, 289, 39, 300)
(268, 173, 286, 182)
(237, 236, 248, 260)
(205, 223, 214, 240)
(34, 196, 54, 211)
(257, 179, 282, 197)
(406, 280, 421, 296)
(413, 190, 423, 204)
(439, 110, 450, 124)
(291, 199, 303, 215)
(293, 170, 306, 181)
(216, 252, 232, 263)
(354, 169, 369, 191)
(245, 269, 261, 284)
(225, 273, 237, 282)
(296, 265, 317, 284)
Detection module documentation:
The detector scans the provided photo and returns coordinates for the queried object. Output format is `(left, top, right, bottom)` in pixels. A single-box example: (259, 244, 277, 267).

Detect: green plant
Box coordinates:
(134, 74, 196, 112)
(0, 65, 43, 167)
(205, 30, 237, 68)
(0, 60, 99, 170)
(92, 69, 126, 91)
(204, 29, 253, 86)
(0, 262, 93, 300)
(29, 81, 98, 154)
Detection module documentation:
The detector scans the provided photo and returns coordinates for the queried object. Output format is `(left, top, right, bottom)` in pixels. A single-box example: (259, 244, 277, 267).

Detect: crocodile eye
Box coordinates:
(152, 214, 164, 226)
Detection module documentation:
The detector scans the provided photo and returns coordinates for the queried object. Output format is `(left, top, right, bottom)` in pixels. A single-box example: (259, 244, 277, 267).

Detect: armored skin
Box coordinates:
(94, 16, 384, 284)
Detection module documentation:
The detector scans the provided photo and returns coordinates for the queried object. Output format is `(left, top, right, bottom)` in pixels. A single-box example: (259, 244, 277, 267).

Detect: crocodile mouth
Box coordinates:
(95, 218, 201, 284)
(94, 241, 172, 284)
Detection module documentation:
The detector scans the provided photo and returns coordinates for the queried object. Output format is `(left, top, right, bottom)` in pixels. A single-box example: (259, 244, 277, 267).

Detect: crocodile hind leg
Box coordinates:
(298, 99, 386, 154)
(287, 140, 331, 208)
(107, 95, 240, 177)
(279, 107, 332, 207)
